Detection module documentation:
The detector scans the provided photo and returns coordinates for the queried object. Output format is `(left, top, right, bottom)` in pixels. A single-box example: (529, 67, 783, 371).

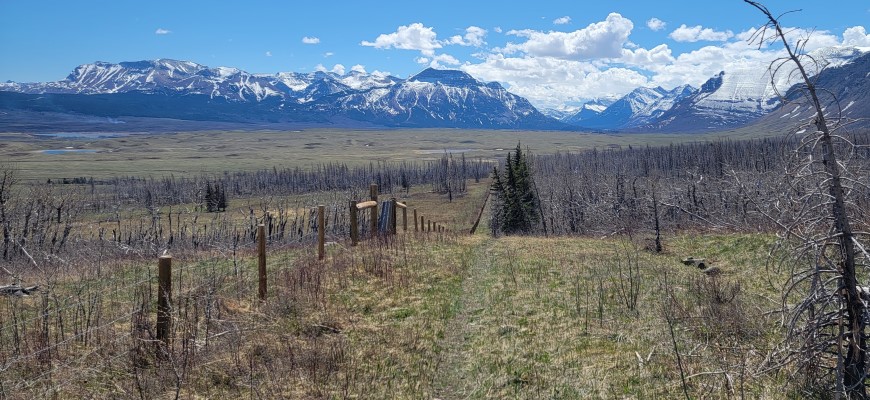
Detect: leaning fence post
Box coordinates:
(318, 205, 325, 260)
(390, 198, 398, 235)
(258, 224, 267, 301)
(349, 200, 358, 246)
(413, 208, 418, 232)
(157, 255, 172, 345)
(370, 184, 378, 238)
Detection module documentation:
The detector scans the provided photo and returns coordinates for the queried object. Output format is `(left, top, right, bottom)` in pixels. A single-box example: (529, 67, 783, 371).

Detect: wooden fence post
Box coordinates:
(318, 205, 325, 260)
(390, 198, 398, 235)
(413, 209, 418, 232)
(258, 224, 266, 301)
(349, 200, 358, 246)
(370, 184, 378, 238)
(402, 206, 407, 232)
(157, 255, 172, 345)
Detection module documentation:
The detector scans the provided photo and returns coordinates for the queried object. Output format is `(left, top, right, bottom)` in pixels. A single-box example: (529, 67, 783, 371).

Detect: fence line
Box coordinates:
(348, 184, 451, 247)
(0, 182, 474, 395)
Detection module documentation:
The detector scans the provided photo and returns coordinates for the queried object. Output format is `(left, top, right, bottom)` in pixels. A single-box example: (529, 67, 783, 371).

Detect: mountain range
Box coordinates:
(1, 45, 869, 133)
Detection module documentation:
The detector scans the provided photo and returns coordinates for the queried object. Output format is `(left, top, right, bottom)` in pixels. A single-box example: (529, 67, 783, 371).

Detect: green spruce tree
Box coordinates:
(490, 143, 540, 235)
(490, 166, 507, 236)
(205, 182, 214, 212)
(217, 183, 228, 212)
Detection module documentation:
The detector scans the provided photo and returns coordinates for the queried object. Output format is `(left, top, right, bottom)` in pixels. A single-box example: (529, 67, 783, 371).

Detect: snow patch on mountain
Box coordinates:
(0, 59, 402, 104)
(570, 86, 694, 130)
(330, 68, 562, 128)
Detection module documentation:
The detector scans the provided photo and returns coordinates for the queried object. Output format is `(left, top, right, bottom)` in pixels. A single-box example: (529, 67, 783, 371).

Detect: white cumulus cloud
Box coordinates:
(669, 24, 733, 42)
(417, 53, 461, 68)
(843, 26, 870, 46)
(302, 36, 320, 44)
(646, 18, 666, 31)
(553, 16, 571, 25)
(315, 63, 346, 75)
(502, 13, 634, 60)
(265, 51, 272, 57)
(155, 28, 171, 35)
(448, 26, 487, 47)
(361, 23, 442, 56)
(351, 64, 367, 73)
(461, 54, 648, 109)
(621, 44, 675, 66)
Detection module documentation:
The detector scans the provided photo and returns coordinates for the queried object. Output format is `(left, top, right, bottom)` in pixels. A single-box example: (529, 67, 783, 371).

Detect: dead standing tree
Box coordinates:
(745, 1, 868, 397)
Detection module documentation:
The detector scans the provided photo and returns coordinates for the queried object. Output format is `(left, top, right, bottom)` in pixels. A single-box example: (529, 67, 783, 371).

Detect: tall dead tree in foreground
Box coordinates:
(745, 1, 867, 397)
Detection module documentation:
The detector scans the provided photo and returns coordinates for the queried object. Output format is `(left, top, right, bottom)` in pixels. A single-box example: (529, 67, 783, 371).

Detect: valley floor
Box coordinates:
(0, 208, 792, 398)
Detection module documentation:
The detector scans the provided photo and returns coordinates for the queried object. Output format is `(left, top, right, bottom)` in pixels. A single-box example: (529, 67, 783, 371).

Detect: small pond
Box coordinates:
(35, 132, 124, 139)
(42, 149, 99, 155)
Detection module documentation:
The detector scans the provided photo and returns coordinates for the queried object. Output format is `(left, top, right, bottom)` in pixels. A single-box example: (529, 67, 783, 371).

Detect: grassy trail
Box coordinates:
(427, 230, 790, 399)
(432, 235, 495, 399)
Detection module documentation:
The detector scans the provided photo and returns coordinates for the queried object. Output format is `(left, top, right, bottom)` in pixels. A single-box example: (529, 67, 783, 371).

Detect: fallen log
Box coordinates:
(0, 284, 39, 297)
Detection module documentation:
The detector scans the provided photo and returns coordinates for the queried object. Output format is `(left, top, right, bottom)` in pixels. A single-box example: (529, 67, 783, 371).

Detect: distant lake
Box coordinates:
(42, 149, 99, 155)
(36, 132, 124, 139)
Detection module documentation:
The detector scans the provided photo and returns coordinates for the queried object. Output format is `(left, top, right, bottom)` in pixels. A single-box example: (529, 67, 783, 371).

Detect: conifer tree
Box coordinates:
(205, 183, 213, 212)
(490, 143, 540, 235)
(217, 183, 228, 212)
(490, 166, 506, 236)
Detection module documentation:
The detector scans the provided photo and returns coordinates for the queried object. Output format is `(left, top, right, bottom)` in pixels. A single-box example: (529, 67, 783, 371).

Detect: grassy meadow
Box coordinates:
(1, 127, 777, 181)
(0, 128, 806, 398)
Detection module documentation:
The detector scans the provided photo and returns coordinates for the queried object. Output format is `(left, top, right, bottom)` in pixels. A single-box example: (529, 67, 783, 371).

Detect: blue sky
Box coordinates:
(2, 0, 869, 108)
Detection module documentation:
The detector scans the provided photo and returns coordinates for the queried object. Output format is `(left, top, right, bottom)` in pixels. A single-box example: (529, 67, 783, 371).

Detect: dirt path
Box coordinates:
(431, 236, 495, 399)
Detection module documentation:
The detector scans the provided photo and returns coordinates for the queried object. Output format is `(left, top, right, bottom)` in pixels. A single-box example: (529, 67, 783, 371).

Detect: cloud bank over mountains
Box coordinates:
(356, 13, 870, 109)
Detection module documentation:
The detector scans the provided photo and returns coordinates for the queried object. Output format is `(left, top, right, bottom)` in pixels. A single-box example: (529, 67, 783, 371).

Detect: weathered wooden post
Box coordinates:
(318, 205, 325, 260)
(414, 209, 418, 232)
(349, 200, 358, 246)
(428, 220, 432, 232)
(402, 205, 408, 232)
(157, 255, 172, 345)
(390, 198, 398, 235)
(370, 184, 378, 238)
(258, 224, 267, 301)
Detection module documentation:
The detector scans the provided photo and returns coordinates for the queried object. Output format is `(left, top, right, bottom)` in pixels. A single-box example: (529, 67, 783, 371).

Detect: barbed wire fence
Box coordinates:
(0, 181, 466, 397)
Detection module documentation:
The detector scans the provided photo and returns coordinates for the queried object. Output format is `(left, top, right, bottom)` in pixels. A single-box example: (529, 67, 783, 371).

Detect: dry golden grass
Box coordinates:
(0, 181, 797, 399)
(2, 128, 782, 182)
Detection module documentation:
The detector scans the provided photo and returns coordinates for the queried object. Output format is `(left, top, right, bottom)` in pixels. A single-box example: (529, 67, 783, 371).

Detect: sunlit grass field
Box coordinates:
(0, 127, 799, 398)
(1, 127, 776, 181)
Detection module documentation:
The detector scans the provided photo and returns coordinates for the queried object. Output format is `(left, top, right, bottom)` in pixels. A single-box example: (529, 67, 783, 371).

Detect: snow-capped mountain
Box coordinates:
(758, 49, 870, 129)
(0, 60, 565, 130)
(541, 105, 581, 121)
(635, 46, 870, 132)
(563, 98, 616, 125)
(0, 59, 398, 104)
(639, 69, 780, 131)
(573, 85, 695, 130)
(2, 45, 868, 132)
(329, 68, 564, 128)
